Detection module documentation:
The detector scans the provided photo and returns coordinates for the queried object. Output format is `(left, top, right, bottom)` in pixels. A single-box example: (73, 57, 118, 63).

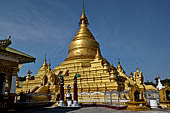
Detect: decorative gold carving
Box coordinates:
(0, 36, 11, 50)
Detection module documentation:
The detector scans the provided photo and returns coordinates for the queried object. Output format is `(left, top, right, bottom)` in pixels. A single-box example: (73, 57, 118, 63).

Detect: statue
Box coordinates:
(66, 85, 72, 107)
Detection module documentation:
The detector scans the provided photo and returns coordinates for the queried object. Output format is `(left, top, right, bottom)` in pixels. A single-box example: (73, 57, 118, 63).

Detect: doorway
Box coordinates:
(0, 73, 5, 94)
(166, 90, 170, 101)
(43, 76, 48, 85)
(134, 90, 140, 101)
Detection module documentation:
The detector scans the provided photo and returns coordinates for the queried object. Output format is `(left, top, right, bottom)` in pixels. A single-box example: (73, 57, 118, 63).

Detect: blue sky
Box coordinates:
(0, 0, 170, 82)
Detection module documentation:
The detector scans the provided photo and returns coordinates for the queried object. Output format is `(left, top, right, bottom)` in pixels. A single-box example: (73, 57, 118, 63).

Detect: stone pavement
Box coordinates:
(16, 107, 170, 113)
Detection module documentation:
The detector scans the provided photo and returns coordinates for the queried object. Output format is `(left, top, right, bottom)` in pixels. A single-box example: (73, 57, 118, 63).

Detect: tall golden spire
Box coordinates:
(117, 60, 125, 73)
(117, 58, 121, 68)
(40, 54, 48, 70)
(26, 69, 32, 81)
(136, 66, 139, 72)
(48, 59, 51, 70)
(130, 72, 133, 80)
(79, 0, 89, 25)
(117, 60, 121, 70)
(27, 69, 32, 75)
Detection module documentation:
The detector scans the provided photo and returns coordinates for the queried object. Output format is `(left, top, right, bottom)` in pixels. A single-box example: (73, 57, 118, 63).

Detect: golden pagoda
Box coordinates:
(53, 5, 126, 103)
(17, 2, 157, 106)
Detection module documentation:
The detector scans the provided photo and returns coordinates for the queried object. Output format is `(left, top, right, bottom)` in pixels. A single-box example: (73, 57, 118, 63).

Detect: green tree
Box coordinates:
(144, 80, 156, 87)
(161, 78, 170, 87)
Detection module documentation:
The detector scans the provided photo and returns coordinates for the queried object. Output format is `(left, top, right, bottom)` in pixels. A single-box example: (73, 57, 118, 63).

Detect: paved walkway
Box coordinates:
(16, 107, 170, 113)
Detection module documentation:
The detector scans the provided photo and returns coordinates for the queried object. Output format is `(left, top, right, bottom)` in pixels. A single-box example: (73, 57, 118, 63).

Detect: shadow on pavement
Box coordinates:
(15, 107, 81, 113)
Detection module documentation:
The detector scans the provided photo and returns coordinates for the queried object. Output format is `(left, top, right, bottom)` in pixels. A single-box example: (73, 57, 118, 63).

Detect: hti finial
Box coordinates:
(83, 0, 85, 12)
(44, 53, 47, 64)
(48, 58, 51, 67)
(42, 53, 47, 68)
(79, 0, 89, 25)
(136, 66, 139, 72)
(130, 72, 133, 75)
(27, 69, 32, 75)
(9, 35, 11, 39)
(118, 58, 120, 64)
(158, 75, 160, 79)
(45, 53, 47, 60)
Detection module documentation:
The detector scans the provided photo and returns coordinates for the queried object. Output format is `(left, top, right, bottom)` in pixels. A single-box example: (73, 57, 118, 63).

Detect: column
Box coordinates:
(58, 79, 65, 107)
(72, 78, 79, 107)
(9, 67, 18, 109)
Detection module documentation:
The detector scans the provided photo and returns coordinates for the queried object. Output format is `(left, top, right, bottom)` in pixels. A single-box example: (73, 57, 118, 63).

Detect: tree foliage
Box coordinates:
(145, 77, 170, 87)
(144, 80, 156, 87)
(18, 76, 34, 81)
(18, 76, 26, 81)
(161, 78, 170, 86)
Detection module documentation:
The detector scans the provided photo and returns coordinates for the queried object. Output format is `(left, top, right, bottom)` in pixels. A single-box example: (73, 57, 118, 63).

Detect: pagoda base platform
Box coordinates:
(127, 101, 150, 111)
(159, 101, 170, 109)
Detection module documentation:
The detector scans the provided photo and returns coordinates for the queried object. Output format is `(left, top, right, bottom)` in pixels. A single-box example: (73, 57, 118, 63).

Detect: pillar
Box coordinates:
(72, 78, 79, 107)
(74, 80, 78, 101)
(58, 79, 65, 107)
(60, 82, 64, 101)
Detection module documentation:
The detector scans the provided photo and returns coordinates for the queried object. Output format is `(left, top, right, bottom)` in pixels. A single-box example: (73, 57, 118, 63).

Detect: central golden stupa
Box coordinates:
(18, 4, 155, 105)
(53, 7, 122, 102)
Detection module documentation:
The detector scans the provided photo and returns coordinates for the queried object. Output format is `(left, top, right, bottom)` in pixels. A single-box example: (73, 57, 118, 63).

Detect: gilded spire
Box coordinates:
(130, 72, 133, 76)
(48, 59, 51, 70)
(26, 69, 32, 81)
(130, 72, 133, 80)
(117, 58, 121, 68)
(117, 60, 121, 69)
(40, 54, 48, 70)
(95, 48, 102, 60)
(117, 60, 125, 73)
(27, 69, 32, 75)
(79, 0, 89, 25)
(136, 66, 139, 72)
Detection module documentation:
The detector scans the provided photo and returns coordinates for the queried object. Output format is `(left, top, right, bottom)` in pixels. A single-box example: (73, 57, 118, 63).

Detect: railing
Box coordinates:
(0, 95, 12, 111)
(0, 101, 8, 111)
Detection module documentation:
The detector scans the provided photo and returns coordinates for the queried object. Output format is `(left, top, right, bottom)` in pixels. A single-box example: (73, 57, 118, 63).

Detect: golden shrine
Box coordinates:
(16, 3, 156, 108)
(127, 83, 150, 111)
(159, 84, 170, 109)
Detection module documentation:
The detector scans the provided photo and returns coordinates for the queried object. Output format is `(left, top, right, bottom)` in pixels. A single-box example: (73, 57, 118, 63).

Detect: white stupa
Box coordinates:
(156, 76, 164, 90)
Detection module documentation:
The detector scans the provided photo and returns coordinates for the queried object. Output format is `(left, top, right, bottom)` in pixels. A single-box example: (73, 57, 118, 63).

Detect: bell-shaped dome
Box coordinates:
(65, 8, 101, 61)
